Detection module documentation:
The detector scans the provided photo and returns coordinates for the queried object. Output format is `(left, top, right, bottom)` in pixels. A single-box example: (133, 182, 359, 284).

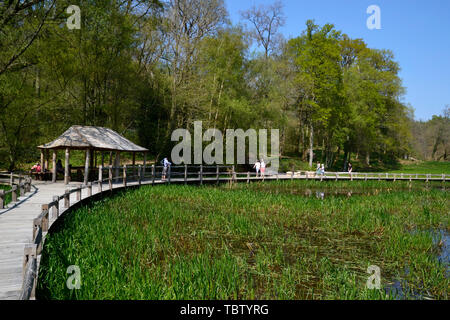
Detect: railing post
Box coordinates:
(247, 172, 250, 184)
(184, 164, 188, 184)
(32, 218, 40, 243)
(168, 165, 171, 184)
(426, 174, 429, 183)
(0, 190, 4, 209)
(123, 165, 127, 187)
(10, 172, 14, 185)
(199, 165, 203, 185)
(64, 189, 70, 208)
(378, 173, 381, 181)
(365, 173, 368, 181)
(394, 174, 396, 182)
(22, 244, 37, 277)
(232, 165, 235, 183)
(12, 185, 17, 202)
(41, 204, 49, 232)
(386, 173, 389, 180)
(87, 182, 92, 197)
(21, 243, 37, 299)
(291, 170, 294, 181)
(138, 165, 142, 186)
(108, 165, 113, 191)
(216, 165, 219, 185)
(76, 186, 82, 201)
(52, 196, 59, 219)
(335, 173, 338, 181)
(152, 164, 155, 186)
(20, 181, 24, 197)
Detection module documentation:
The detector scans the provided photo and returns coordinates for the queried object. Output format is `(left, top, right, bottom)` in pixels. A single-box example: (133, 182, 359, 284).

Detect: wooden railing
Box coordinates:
(0, 172, 33, 209)
(17, 165, 449, 299)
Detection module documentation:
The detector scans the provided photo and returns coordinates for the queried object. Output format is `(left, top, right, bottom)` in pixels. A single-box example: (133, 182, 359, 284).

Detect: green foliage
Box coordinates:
(0, 184, 12, 206)
(0, 2, 440, 172)
(37, 181, 449, 300)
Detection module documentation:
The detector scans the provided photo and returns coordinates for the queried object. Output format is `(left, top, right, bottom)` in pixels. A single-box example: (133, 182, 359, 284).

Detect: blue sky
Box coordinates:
(225, 0, 450, 121)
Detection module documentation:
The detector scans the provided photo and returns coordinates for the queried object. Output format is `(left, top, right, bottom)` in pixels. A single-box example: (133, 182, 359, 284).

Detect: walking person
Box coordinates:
(315, 162, 321, 176)
(260, 159, 266, 177)
(161, 157, 171, 180)
(253, 160, 261, 177)
(320, 164, 325, 176)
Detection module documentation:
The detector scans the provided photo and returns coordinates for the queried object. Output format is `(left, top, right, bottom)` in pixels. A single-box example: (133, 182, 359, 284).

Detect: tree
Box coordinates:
(0, 0, 55, 76)
(286, 20, 344, 167)
(240, 0, 285, 59)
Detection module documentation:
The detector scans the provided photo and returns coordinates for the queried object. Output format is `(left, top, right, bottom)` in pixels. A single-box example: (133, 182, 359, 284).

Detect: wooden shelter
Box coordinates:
(38, 126, 148, 184)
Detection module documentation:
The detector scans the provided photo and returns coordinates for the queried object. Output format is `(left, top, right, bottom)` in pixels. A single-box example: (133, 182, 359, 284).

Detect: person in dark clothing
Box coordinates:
(56, 159, 64, 175)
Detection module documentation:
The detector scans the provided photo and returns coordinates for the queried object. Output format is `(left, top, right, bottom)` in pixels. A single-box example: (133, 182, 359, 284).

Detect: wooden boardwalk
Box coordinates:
(0, 168, 448, 300)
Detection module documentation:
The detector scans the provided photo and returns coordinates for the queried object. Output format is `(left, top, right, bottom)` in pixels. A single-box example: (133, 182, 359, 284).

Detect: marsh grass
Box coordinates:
(37, 180, 449, 300)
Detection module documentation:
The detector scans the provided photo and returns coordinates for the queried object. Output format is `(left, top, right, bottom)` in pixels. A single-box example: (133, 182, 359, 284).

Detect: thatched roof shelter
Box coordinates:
(38, 126, 148, 152)
(38, 126, 148, 184)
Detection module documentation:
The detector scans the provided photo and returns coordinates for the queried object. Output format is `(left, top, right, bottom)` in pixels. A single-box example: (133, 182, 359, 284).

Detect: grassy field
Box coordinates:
(0, 184, 12, 207)
(278, 158, 450, 174)
(387, 161, 450, 174)
(37, 180, 449, 300)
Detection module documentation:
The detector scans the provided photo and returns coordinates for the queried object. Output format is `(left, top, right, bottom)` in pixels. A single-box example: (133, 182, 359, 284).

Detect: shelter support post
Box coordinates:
(132, 152, 136, 178)
(64, 148, 70, 185)
(115, 151, 120, 182)
(84, 149, 91, 185)
(143, 152, 147, 179)
(52, 150, 57, 183)
(40, 150, 44, 171)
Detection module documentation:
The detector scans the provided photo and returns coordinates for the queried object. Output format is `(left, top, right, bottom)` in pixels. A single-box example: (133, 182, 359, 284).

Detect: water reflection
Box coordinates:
(384, 229, 449, 300)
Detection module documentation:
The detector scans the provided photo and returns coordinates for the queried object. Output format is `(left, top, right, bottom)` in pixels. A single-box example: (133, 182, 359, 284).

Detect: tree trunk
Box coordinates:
(343, 149, 348, 172)
(309, 123, 314, 168)
(299, 125, 304, 158)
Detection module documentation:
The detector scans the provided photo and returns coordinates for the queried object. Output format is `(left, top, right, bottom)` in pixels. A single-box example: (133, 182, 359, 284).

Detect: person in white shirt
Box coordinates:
(315, 162, 321, 176)
(260, 159, 266, 177)
(253, 160, 261, 177)
(162, 157, 171, 180)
